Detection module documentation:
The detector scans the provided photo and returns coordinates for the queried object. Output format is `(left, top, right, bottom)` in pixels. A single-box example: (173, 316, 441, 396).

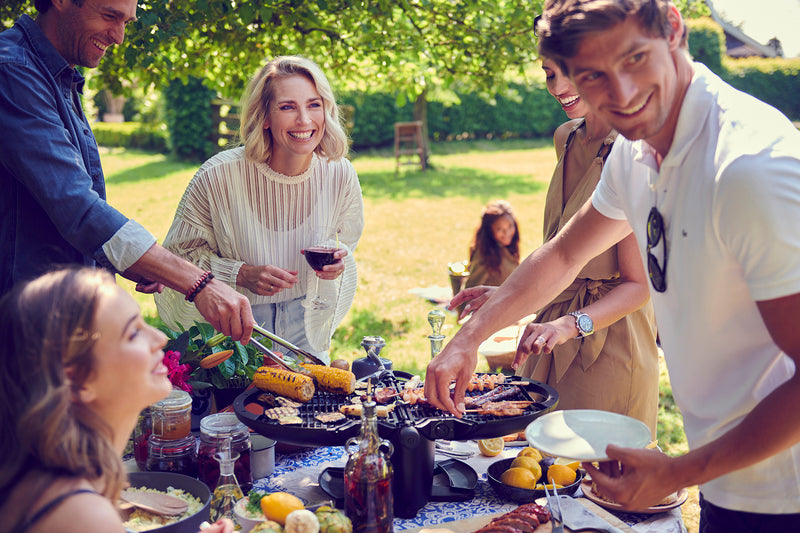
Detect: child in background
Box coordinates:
(465, 200, 520, 289)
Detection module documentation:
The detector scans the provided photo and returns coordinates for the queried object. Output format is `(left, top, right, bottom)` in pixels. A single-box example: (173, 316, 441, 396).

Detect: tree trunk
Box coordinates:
(412, 89, 430, 169)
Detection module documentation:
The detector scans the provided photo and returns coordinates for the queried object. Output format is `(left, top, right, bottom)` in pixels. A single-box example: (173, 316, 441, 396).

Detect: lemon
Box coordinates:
(510, 456, 542, 484)
(547, 464, 577, 486)
(517, 447, 543, 462)
(260, 492, 305, 525)
(500, 467, 537, 489)
(478, 437, 504, 457)
(553, 456, 581, 471)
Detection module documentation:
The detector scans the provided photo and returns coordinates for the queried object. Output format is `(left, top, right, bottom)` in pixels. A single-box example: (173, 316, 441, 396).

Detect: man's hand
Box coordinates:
(424, 336, 479, 417)
(582, 445, 685, 511)
(448, 285, 495, 319)
(193, 279, 255, 343)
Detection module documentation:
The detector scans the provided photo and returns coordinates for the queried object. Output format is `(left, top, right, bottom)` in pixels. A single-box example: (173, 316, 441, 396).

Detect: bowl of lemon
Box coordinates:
(486, 447, 584, 503)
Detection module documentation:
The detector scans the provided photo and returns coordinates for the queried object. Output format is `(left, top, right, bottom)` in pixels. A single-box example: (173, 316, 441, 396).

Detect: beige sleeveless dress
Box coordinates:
(516, 119, 659, 437)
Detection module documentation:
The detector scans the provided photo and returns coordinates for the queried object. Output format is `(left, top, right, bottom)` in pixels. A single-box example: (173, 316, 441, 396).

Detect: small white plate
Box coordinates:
(525, 409, 651, 461)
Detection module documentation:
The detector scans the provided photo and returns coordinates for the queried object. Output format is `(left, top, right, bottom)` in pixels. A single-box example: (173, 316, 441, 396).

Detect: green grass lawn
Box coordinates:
(102, 140, 698, 531)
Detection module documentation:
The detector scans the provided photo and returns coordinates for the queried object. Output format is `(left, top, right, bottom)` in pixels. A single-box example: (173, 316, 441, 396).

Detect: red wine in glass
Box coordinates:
(303, 246, 338, 272)
(302, 231, 339, 310)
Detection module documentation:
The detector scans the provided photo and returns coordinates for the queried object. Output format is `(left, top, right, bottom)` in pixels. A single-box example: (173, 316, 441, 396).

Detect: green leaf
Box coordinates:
(218, 357, 236, 379)
(239, 4, 255, 24)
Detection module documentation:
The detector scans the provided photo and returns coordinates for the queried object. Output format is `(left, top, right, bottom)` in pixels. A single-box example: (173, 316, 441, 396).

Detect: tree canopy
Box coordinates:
(3, 0, 709, 102)
(3, 0, 545, 100)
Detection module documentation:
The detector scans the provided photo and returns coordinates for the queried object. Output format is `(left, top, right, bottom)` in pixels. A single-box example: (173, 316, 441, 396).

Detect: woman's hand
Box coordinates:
(448, 285, 496, 319)
(513, 315, 577, 369)
(237, 264, 299, 296)
(312, 248, 348, 281)
(134, 280, 165, 294)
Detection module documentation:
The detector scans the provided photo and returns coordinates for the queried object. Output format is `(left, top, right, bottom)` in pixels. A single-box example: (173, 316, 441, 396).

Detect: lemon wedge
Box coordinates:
(478, 437, 505, 457)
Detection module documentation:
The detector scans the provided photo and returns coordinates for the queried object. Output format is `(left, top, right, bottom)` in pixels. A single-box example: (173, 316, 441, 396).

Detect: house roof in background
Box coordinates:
(705, 0, 782, 58)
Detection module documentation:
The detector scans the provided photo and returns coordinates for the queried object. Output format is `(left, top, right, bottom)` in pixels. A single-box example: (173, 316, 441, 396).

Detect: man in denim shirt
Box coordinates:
(0, 0, 254, 342)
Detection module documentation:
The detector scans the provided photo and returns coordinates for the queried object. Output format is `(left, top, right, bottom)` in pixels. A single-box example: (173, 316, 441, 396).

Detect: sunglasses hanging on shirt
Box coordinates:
(646, 206, 668, 292)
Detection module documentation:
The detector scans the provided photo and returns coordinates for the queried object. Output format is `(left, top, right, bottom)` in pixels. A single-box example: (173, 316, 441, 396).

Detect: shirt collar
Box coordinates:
(631, 62, 715, 190)
(659, 62, 716, 169)
(15, 14, 83, 91)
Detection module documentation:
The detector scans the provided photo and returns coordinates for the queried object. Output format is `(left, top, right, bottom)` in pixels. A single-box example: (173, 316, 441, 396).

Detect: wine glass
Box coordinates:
(302, 226, 339, 310)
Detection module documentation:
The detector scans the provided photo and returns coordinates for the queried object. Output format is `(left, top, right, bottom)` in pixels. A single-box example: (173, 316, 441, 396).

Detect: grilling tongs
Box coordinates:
(250, 324, 327, 371)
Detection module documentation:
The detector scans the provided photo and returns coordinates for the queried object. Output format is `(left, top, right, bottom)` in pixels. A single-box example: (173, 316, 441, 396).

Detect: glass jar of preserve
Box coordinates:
(151, 389, 192, 440)
(198, 413, 252, 490)
(145, 434, 198, 477)
(132, 408, 152, 471)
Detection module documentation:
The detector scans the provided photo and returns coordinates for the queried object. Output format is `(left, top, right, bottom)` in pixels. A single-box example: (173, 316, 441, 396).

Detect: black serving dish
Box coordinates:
(486, 458, 584, 504)
(430, 458, 478, 502)
(126, 472, 211, 533)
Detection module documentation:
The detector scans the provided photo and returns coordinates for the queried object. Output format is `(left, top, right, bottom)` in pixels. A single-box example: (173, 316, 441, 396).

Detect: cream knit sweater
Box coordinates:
(154, 147, 364, 352)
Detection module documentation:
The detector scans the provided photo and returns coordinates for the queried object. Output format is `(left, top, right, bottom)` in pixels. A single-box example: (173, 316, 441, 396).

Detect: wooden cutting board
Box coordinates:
(403, 498, 634, 533)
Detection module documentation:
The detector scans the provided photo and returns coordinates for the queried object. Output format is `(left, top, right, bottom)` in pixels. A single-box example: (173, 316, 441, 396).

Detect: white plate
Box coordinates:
(525, 409, 651, 461)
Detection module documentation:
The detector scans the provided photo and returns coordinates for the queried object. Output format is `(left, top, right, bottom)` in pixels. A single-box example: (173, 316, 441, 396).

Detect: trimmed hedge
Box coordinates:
(92, 121, 169, 153)
(686, 17, 725, 75)
(722, 57, 800, 121)
(342, 80, 566, 149)
(686, 17, 800, 121)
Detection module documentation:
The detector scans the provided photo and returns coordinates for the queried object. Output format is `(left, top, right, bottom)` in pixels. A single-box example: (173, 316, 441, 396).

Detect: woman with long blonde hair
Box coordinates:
(156, 56, 364, 362)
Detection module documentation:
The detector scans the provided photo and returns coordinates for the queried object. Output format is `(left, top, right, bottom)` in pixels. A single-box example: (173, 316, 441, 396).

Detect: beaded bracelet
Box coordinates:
(185, 271, 214, 302)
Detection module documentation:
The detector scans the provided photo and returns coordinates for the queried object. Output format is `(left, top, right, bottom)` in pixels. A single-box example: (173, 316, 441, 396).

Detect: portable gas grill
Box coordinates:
(234, 372, 558, 518)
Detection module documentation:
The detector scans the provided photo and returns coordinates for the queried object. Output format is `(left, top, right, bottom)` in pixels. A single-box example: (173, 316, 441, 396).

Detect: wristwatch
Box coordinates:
(568, 311, 594, 338)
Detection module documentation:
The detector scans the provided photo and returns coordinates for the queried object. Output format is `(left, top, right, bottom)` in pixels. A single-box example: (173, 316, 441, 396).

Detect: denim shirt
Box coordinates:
(0, 15, 155, 294)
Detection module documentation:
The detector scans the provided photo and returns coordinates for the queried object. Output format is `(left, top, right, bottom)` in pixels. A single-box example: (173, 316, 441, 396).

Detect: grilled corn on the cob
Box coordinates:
(300, 364, 356, 395)
(253, 367, 315, 403)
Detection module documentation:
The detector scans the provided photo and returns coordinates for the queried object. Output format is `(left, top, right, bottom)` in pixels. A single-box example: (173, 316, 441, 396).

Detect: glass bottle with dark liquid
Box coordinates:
(344, 384, 394, 533)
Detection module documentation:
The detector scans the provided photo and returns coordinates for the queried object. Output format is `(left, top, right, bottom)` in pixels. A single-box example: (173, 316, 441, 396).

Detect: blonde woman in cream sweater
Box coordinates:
(155, 57, 364, 362)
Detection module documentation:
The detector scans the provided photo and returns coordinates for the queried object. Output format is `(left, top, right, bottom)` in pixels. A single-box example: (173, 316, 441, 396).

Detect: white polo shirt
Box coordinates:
(593, 63, 800, 513)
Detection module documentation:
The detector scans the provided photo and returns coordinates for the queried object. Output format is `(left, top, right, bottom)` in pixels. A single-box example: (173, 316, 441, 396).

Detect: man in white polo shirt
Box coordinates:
(425, 1, 800, 530)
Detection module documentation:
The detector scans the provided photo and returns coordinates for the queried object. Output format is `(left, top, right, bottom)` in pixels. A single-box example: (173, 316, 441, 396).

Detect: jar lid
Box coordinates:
(152, 389, 192, 411)
(147, 434, 196, 456)
(200, 412, 248, 438)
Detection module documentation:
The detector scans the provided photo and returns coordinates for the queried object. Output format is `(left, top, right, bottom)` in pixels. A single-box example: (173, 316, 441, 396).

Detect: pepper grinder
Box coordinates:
(427, 309, 446, 359)
(351, 336, 392, 381)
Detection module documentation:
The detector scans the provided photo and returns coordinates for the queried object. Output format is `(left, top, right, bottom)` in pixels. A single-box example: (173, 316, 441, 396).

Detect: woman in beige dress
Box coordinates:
(451, 58, 659, 436)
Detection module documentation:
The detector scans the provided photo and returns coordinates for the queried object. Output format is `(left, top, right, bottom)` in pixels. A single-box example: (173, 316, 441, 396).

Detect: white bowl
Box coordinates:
(234, 496, 266, 533)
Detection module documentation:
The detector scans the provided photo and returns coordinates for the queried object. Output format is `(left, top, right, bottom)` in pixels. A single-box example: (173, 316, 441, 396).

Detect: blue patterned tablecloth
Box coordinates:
(252, 441, 686, 532)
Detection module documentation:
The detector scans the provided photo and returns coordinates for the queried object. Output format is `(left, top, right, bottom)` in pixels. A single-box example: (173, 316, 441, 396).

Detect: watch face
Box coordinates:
(577, 314, 593, 333)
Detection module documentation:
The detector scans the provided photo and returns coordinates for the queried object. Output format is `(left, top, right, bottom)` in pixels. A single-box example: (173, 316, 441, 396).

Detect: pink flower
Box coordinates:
(163, 350, 193, 393)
